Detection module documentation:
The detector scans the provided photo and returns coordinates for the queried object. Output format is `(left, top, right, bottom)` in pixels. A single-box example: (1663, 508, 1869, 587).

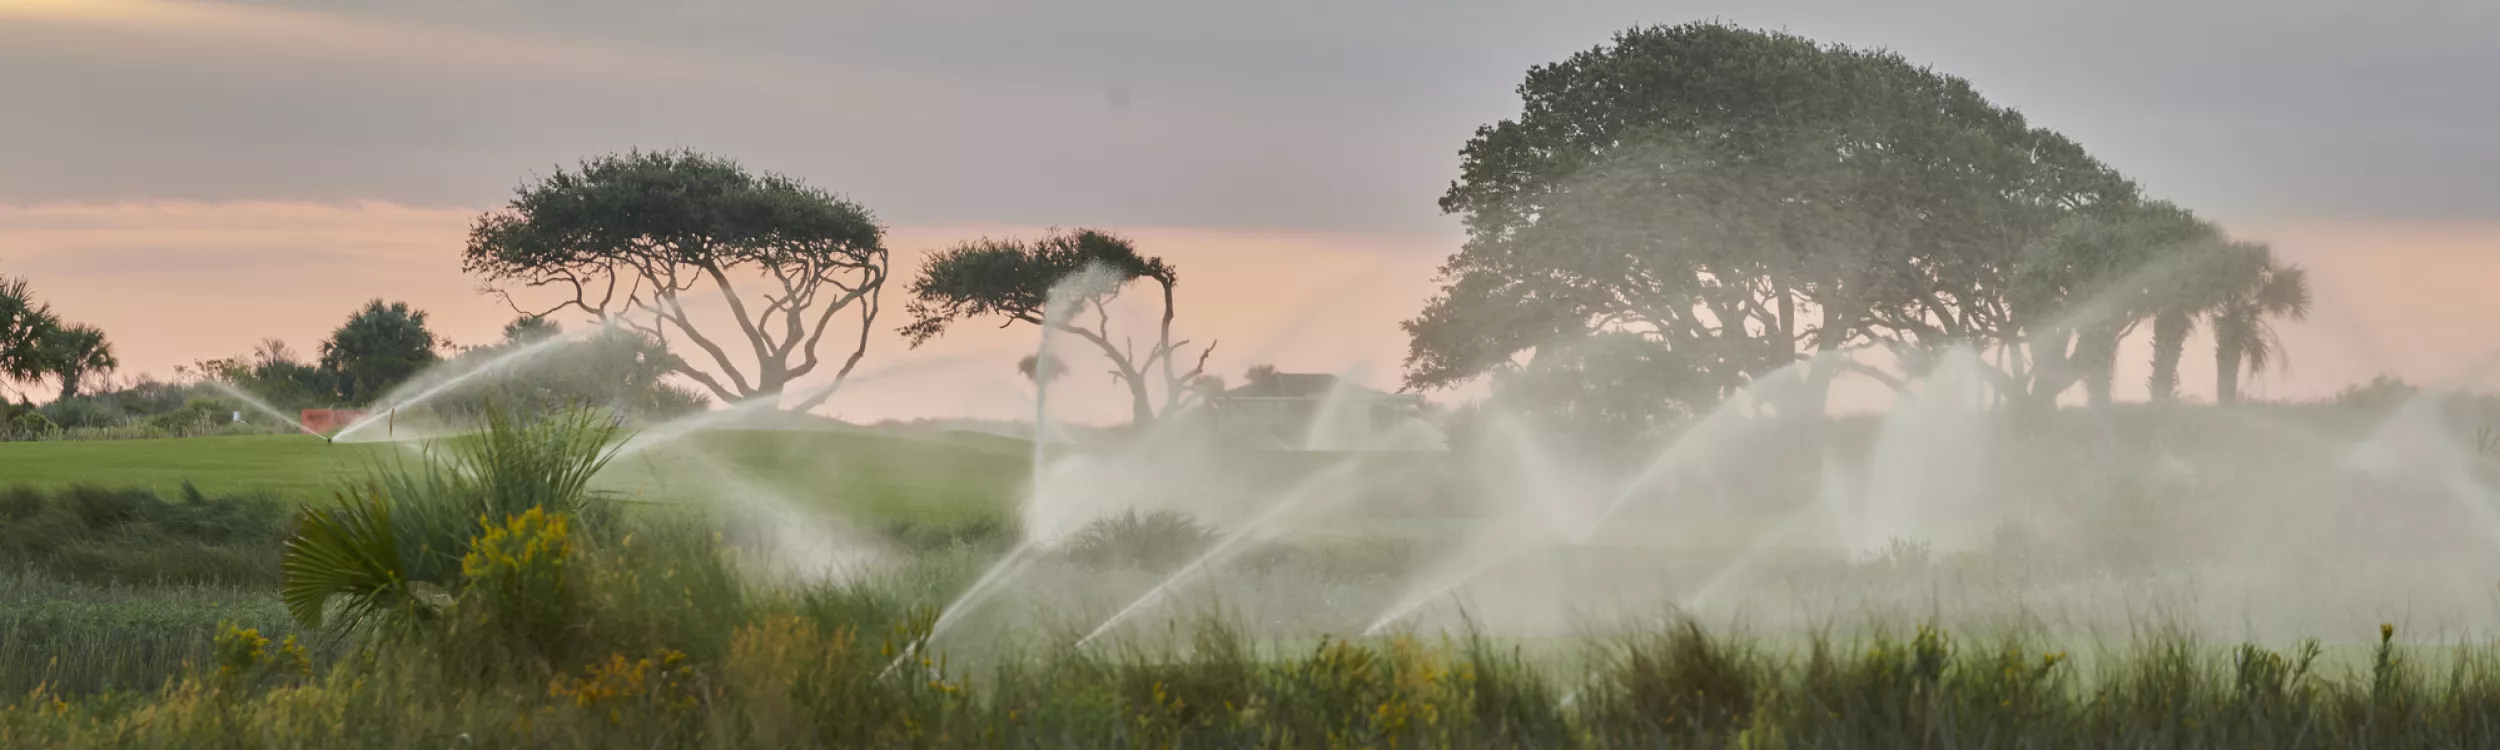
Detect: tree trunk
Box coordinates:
(2147, 310, 2189, 402)
(1123, 379, 1154, 426)
(56, 372, 78, 402)
(2070, 324, 2124, 408)
(2082, 363, 2113, 407)
(2214, 335, 2243, 404)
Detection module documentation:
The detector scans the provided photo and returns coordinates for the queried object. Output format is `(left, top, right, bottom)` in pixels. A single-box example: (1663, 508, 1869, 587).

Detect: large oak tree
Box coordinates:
(1408, 22, 2156, 431)
(465, 149, 887, 410)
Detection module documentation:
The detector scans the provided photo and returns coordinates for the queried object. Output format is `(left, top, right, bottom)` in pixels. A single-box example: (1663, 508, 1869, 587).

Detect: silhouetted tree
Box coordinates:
(319, 300, 441, 404)
(2008, 202, 2252, 408)
(0, 276, 59, 394)
(1243, 364, 1279, 389)
(464, 149, 888, 410)
(1407, 22, 2137, 433)
(39, 323, 115, 401)
(1017, 353, 1070, 384)
(902, 228, 1215, 424)
(2211, 259, 2312, 403)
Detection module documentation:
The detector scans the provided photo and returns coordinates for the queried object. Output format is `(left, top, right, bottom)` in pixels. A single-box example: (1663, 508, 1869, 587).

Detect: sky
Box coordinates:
(2, 0, 2495, 421)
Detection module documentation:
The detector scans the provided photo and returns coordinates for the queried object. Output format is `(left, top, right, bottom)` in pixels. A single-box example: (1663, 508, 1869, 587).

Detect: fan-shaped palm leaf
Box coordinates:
(281, 488, 419, 629)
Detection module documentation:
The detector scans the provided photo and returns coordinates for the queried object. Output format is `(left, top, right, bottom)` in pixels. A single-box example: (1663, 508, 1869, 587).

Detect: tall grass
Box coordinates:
(0, 572, 307, 698)
(0, 483, 288, 586)
(23, 412, 2500, 746)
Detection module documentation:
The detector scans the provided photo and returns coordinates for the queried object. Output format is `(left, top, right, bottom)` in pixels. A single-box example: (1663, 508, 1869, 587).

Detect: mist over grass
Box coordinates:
(0, 386, 2496, 745)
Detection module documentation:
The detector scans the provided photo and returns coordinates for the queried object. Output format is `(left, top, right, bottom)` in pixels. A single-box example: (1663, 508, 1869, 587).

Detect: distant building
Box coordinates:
(1206, 372, 1435, 450)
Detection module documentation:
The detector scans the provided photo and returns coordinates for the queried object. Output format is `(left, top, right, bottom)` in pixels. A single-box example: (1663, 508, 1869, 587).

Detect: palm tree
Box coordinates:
(2211, 260, 2311, 403)
(43, 323, 116, 401)
(0, 276, 58, 390)
(2145, 240, 2276, 403)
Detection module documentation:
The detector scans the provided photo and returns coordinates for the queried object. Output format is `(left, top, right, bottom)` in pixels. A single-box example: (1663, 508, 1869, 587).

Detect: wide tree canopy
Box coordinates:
(902, 228, 1213, 424)
(1404, 22, 2228, 433)
(465, 149, 888, 410)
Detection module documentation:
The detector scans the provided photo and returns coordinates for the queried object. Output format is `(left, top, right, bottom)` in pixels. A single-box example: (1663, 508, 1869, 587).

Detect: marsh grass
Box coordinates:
(0, 483, 287, 586)
(24, 525, 2500, 750)
(25, 409, 2500, 746)
(0, 572, 310, 698)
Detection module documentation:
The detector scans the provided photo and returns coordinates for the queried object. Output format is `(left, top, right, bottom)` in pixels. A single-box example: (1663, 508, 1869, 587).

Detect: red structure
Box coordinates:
(300, 409, 368, 435)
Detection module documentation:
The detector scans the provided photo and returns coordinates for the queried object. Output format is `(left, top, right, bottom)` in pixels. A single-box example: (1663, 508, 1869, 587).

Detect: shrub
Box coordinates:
(37, 398, 121, 429)
(457, 506, 578, 664)
(281, 405, 621, 638)
(1058, 510, 1215, 571)
(5, 409, 55, 438)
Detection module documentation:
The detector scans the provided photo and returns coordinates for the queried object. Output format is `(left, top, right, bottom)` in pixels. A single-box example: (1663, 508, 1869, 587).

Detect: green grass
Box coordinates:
(0, 435, 390, 500)
(0, 429, 1031, 522)
(606, 429, 1028, 523)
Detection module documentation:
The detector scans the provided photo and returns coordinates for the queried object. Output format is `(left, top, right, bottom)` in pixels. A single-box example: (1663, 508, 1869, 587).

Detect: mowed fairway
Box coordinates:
(0, 428, 1032, 522)
(0, 435, 390, 499)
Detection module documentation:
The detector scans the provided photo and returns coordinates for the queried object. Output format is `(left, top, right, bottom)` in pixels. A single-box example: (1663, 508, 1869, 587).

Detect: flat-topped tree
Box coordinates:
(464, 149, 888, 410)
(902, 229, 1214, 425)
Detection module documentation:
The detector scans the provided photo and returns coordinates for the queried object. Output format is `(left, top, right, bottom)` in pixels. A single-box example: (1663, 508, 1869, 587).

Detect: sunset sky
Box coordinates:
(3, 0, 2495, 421)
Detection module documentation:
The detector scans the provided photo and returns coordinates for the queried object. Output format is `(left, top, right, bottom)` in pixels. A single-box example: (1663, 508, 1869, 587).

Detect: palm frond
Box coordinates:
(2257, 264, 2312, 321)
(281, 488, 417, 629)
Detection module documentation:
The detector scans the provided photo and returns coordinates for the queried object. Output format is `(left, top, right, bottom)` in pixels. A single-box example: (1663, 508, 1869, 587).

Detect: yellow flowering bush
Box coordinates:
(460, 506, 577, 660)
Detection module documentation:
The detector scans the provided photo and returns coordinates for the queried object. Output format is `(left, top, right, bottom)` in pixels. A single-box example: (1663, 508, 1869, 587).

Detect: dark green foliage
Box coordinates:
(145, 395, 243, 432)
(37, 397, 121, 429)
(0, 484, 288, 586)
(901, 228, 1170, 346)
(0, 275, 58, 386)
(320, 300, 442, 405)
(464, 149, 890, 407)
(902, 228, 1210, 424)
(280, 406, 621, 635)
(34, 323, 114, 401)
(1058, 510, 1215, 571)
(1408, 21, 2320, 434)
(280, 489, 417, 630)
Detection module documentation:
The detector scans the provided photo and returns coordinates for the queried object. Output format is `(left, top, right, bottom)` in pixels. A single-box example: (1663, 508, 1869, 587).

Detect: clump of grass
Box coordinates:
(1058, 510, 1216, 571)
(880, 516, 1017, 554)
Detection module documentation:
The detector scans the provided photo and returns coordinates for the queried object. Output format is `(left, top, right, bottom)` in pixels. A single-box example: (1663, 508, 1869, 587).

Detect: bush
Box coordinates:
(146, 396, 243, 433)
(37, 398, 123, 429)
(5, 409, 55, 438)
(1058, 510, 1215, 571)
